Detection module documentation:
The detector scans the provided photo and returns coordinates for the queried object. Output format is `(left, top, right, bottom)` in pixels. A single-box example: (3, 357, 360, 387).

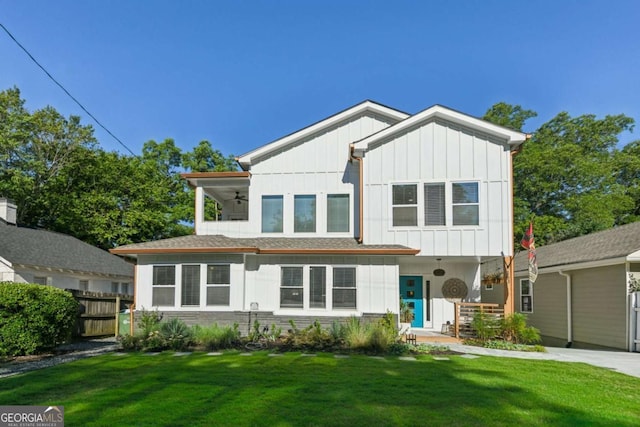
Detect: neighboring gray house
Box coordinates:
(514, 222, 640, 352)
(0, 198, 134, 294)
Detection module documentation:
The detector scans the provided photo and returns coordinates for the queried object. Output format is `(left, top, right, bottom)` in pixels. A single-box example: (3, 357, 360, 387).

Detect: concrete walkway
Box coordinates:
(411, 329, 640, 379)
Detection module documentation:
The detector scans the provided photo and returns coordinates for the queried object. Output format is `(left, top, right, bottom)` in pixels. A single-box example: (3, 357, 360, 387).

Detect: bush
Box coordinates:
(0, 282, 78, 356)
(192, 323, 240, 350)
(500, 313, 541, 344)
(471, 311, 501, 342)
(283, 320, 336, 351)
(160, 318, 193, 351)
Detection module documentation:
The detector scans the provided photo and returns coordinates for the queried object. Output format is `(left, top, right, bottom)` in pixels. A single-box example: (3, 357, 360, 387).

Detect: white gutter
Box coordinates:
(559, 271, 572, 347)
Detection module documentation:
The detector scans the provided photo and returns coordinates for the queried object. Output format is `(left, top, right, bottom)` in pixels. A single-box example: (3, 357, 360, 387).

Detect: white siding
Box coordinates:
(137, 254, 400, 317)
(363, 120, 512, 257)
(9, 266, 132, 294)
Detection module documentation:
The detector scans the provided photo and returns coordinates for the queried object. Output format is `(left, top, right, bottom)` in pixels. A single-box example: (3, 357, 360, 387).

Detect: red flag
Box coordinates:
(521, 222, 538, 283)
(521, 222, 534, 250)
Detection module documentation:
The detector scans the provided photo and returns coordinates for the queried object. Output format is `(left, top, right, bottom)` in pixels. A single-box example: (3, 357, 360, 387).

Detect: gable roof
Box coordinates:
(0, 222, 133, 279)
(236, 100, 409, 169)
(110, 235, 419, 257)
(514, 221, 640, 273)
(352, 104, 528, 154)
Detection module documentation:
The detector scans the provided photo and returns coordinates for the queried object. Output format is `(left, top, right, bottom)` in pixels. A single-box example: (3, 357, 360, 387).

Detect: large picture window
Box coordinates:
(206, 264, 230, 306)
(152, 265, 175, 306)
(280, 267, 303, 308)
(520, 279, 533, 313)
(424, 183, 445, 226)
(294, 195, 316, 232)
(392, 184, 417, 226)
(333, 267, 356, 309)
(452, 182, 479, 225)
(327, 194, 349, 232)
(181, 265, 201, 306)
(262, 195, 283, 233)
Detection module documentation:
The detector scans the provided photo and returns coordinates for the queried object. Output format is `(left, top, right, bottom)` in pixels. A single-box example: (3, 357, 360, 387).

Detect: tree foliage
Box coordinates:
(484, 102, 637, 245)
(0, 87, 236, 249)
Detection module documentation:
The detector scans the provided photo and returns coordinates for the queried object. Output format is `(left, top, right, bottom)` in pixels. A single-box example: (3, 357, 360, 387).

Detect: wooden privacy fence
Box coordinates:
(67, 289, 133, 337)
(454, 302, 504, 338)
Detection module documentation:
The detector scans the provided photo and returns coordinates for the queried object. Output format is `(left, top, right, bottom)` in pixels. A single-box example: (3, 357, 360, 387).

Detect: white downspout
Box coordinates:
(559, 271, 572, 347)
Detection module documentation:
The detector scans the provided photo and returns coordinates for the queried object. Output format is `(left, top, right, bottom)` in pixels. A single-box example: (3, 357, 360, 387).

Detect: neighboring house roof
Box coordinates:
(110, 235, 419, 256)
(514, 221, 640, 273)
(236, 100, 409, 169)
(352, 104, 528, 154)
(0, 221, 134, 278)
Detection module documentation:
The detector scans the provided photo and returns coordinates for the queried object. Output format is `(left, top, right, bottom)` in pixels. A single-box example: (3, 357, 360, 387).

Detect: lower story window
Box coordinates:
(207, 264, 230, 306)
(280, 266, 303, 308)
(333, 267, 357, 309)
(520, 279, 533, 313)
(309, 267, 326, 308)
(34, 276, 48, 285)
(182, 265, 201, 306)
(152, 265, 176, 306)
(79, 280, 88, 291)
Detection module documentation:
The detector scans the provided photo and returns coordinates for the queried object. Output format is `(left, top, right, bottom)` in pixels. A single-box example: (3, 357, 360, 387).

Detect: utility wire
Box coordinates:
(0, 22, 136, 156)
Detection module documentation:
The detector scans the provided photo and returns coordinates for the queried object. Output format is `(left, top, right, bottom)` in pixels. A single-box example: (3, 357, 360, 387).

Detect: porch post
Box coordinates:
(503, 256, 514, 315)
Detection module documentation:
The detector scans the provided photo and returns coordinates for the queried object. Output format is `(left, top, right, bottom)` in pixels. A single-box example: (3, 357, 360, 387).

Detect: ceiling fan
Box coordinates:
(226, 191, 248, 204)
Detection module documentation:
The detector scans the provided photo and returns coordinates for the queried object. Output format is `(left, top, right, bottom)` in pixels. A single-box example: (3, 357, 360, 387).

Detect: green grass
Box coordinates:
(1, 351, 639, 426)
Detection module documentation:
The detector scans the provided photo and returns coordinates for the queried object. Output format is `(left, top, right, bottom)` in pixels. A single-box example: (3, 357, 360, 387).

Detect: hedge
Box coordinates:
(0, 282, 78, 356)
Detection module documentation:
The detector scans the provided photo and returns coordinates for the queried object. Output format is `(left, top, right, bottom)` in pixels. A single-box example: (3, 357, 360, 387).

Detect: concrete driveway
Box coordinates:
(448, 343, 640, 378)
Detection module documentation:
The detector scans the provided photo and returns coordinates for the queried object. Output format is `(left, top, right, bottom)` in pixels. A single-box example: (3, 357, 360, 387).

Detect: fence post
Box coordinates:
(114, 296, 120, 337)
(129, 304, 135, 336)
(454, 303, 460, 338)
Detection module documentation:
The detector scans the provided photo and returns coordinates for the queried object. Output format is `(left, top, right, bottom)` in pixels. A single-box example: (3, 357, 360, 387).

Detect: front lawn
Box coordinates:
(1, 351, 638, 426)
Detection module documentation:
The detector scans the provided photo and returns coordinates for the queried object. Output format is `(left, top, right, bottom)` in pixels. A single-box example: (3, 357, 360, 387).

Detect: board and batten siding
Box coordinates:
(362, 120, 513, 256)
(571, 265, 627, 349)
(517, 273, 568, 341)
(214, 113, 394, 238)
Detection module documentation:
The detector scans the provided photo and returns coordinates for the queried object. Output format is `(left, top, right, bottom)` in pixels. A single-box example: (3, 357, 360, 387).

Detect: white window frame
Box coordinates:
(309, 266, 327, 309)
(206, 264, 231, 306)
(520, 279, 533, 313)
(424, 182, 446, 227)
(391, 182, 419, 227)
(327, 193, 350, 233)
(332, 266, 357, 310)
(181, 264, 201, 307)
(152, 265, 176, 307)
(451, 181, 480, 226)
(280, 266, 304, 308)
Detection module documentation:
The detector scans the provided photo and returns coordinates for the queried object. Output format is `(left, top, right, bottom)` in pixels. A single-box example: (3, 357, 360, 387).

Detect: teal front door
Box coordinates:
(400, 276, 423, 328)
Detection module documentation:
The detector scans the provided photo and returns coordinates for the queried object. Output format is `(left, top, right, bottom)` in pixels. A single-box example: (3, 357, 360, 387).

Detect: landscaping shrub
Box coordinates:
(471, 311, 500, 342)
(0, 282, 78, 356)
(192, 323, 240, 350)
(160, 318, 193, 351)
(500, 313, 541, 344)
(283, 320, 336, 351)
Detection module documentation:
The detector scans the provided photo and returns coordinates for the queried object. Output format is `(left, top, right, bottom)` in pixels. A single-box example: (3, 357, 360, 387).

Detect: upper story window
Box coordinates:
(152, 265, 176, 306)
(392, 184, 417, 226)
(294, 195, 316, 232)
(452, 182, 479, 226)
(424, 183, 445, 226)
(262, 195, 283, 233)
(327, 194, 349, 232)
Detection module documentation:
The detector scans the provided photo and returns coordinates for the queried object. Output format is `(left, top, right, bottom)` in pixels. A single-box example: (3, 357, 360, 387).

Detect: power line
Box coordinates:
(0, 22, 136, 156)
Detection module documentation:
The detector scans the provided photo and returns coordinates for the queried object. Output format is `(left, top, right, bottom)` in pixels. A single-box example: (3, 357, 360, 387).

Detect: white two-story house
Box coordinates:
(111, 100, 527, 333)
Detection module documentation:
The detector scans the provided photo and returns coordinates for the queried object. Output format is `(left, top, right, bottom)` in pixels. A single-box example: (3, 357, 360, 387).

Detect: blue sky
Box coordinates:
(1, 1, 639, 158)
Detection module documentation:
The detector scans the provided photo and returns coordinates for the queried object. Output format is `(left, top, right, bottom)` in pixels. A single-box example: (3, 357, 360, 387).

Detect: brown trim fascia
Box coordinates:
(258, 248, 420, 255)
(180, 171, 251, 179)
(110, 247, 420, 256)
(110, 247, 259, 255)
(349, 144, 364, 243)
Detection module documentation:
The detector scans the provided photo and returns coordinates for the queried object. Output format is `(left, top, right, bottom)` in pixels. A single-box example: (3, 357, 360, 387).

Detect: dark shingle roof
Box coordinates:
(514, 221, 640, 272)
(0, 222, 133, 278)
(111, 235, 418, 255)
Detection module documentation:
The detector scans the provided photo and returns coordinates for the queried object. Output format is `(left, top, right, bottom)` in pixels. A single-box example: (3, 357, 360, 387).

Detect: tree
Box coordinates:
(483, 103, 636, 245)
